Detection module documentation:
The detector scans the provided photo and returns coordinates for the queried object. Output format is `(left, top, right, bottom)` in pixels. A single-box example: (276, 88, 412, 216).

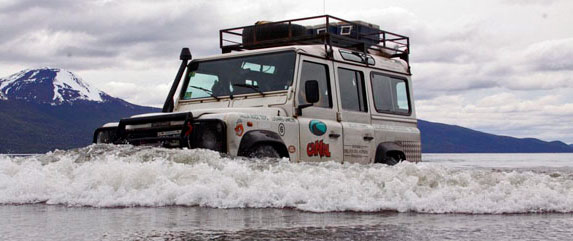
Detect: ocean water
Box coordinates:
(1, 145, 573, 240)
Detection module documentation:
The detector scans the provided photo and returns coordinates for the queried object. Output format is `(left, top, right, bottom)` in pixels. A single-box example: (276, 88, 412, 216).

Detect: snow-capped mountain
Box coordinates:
(0, 67, 159, 153)
(0, 68, 110, 105)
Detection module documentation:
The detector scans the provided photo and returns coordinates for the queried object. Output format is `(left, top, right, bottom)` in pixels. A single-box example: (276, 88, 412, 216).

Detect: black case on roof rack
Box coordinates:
(219, 15, 410, 66)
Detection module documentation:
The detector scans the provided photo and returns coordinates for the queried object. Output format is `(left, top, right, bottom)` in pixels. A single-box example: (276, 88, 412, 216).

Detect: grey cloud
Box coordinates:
(411, 34, 573, 94)
(0, 0, 80, 12)
(412, 22, 499, 64)
(521, 38, 573, 71)
(0, 0, 307, 79)
(502, 0, 558, 5)
(413, 62, 501, 94)
(0, 0, 264, 70)
(56, 46, 118, 58)
(1, 3, 572, 93)
(413, 43, 492, 64)
(416, 91, 573, 143)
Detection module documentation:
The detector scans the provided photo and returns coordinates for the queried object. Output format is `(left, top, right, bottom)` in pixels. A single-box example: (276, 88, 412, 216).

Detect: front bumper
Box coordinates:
(93, 112, 226, 152)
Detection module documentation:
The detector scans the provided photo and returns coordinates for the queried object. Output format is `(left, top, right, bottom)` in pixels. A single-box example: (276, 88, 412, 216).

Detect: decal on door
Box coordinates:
(278, 123, 285, 136)
(288, 145, 296, 153)
(343, 145, 369, 158)
(309, 120, 327, 136)
(306, 140, 331, 158)
(234, 119, 244, 136)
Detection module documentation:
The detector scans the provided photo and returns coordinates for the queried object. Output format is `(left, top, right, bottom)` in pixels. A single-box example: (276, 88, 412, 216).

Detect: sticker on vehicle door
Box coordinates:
(288, 145, 296, 153)
(306, 140, 331, 158)
(234, 119, 244, 136)
(309, 120, 327, 136)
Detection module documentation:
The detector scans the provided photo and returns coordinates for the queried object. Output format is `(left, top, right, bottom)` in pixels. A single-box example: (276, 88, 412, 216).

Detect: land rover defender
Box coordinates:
(93, 15, 421, 165)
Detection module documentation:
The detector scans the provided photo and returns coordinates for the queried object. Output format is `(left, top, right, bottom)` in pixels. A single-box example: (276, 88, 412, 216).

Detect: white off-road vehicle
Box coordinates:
(94, 15, 421, 165)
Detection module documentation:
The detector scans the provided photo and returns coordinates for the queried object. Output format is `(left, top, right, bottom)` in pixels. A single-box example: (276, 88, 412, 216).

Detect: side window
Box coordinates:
(339, 50, 375, 65)
(395, 81, 409, 112)
(298, 61, 332, 108)
(337, 68, 367, 112)
(371, 73, 410, 114)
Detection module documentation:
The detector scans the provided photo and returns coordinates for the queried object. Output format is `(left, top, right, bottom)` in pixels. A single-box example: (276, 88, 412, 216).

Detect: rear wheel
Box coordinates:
(377, 153, 404, 166)
(384, 155, 402, 166)
(248, 144, 281, 158)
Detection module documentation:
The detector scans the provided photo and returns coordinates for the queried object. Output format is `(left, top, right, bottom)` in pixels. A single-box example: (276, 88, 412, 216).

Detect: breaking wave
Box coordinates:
(1, 145, 573, 214)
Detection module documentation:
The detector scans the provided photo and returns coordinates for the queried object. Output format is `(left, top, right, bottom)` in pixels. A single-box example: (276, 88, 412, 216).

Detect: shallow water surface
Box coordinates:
(2, 205, 573, 240)
(1, 145, 573, 240)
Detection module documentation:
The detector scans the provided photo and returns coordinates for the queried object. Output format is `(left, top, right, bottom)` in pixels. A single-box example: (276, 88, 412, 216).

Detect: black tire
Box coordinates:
(384, 155, 402, 166)
(93, 127, 118, 144)
(248, 144, 281, 159)
(242, 23, 307, 44)
(377, 153, 404, 166)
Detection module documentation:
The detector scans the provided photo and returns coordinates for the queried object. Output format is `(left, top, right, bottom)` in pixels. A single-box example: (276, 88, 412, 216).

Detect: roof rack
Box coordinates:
(219, 15, 410, 65)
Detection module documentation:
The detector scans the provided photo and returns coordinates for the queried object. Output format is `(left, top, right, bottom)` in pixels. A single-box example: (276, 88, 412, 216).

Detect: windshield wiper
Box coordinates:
(232, 83, 265, 96)
(188, 85, 220, 100)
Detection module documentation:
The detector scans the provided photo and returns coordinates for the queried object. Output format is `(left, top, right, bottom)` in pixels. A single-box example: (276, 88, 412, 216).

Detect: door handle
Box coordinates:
(329, 133, 341, 138)
(363, 136, 374, 141)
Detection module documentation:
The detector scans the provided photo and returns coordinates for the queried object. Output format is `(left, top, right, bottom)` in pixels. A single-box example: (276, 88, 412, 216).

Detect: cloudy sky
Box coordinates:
(1, 0, 572, 143)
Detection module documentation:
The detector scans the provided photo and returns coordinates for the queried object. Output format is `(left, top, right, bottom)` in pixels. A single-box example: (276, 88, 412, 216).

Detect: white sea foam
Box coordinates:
(1, 145, 573, 214)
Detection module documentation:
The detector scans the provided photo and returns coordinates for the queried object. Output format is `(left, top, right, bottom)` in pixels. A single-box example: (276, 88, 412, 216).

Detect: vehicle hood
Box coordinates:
(130, 107, 288, 119)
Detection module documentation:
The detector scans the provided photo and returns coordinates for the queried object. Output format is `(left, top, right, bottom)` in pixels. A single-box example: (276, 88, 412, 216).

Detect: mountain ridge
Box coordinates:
(0, 68, 159, 153)
(418, 119, 573, 153)
(1, 68, 571, 154)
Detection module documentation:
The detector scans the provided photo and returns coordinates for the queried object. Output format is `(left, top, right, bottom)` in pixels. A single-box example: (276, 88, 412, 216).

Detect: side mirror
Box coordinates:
(297, 80, 320, 116)
(305, 80, 319, 103)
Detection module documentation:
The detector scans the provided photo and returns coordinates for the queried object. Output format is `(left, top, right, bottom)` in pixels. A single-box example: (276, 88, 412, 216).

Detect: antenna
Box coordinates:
(323, 0, 326, 14)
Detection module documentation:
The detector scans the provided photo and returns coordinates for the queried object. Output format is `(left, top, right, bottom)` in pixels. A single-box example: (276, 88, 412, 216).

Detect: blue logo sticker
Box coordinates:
(309, 120, 327, 136)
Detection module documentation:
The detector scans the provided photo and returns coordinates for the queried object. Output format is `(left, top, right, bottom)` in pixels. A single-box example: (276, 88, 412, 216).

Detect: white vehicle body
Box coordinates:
(94, 16, 421, 164)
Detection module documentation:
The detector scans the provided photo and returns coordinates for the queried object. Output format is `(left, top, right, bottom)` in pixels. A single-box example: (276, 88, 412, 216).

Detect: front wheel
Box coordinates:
(248, 145, 281, 158)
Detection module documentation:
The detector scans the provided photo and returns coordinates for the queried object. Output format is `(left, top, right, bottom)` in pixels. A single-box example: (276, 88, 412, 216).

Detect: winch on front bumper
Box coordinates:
(93, 112, 226, 152)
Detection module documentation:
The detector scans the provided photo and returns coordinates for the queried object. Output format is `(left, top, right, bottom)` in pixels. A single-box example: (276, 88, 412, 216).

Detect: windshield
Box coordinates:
(181, 51, 296, 100)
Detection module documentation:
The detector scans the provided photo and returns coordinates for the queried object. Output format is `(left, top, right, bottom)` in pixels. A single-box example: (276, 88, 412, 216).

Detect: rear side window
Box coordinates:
(298, 61, 332, 108)
(337, 68, 367, 112)
(371, 73, 410, 114)
(339, 50, 375, 65)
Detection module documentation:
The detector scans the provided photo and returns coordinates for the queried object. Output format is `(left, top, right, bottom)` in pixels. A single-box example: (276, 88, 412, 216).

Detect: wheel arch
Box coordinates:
(374, 142, 406, 164)
(237, 130, 289, 158)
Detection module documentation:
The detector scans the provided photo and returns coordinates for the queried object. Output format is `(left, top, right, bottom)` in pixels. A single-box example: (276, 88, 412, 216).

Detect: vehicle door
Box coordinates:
(296, 56, 343, 162)
(333, 64, 375, 164)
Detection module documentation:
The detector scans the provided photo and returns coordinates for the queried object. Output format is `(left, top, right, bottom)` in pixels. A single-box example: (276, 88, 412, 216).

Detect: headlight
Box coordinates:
(200, 128, 218, 150)
(188, 120, 226, 152)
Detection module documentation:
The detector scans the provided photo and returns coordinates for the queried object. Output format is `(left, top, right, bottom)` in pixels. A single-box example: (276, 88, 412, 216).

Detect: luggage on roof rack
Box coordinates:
(219, 15, 410, 65)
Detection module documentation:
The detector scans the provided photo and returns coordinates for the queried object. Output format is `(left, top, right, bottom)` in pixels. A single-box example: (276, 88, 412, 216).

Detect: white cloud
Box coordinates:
(417, 92, 573, 142)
